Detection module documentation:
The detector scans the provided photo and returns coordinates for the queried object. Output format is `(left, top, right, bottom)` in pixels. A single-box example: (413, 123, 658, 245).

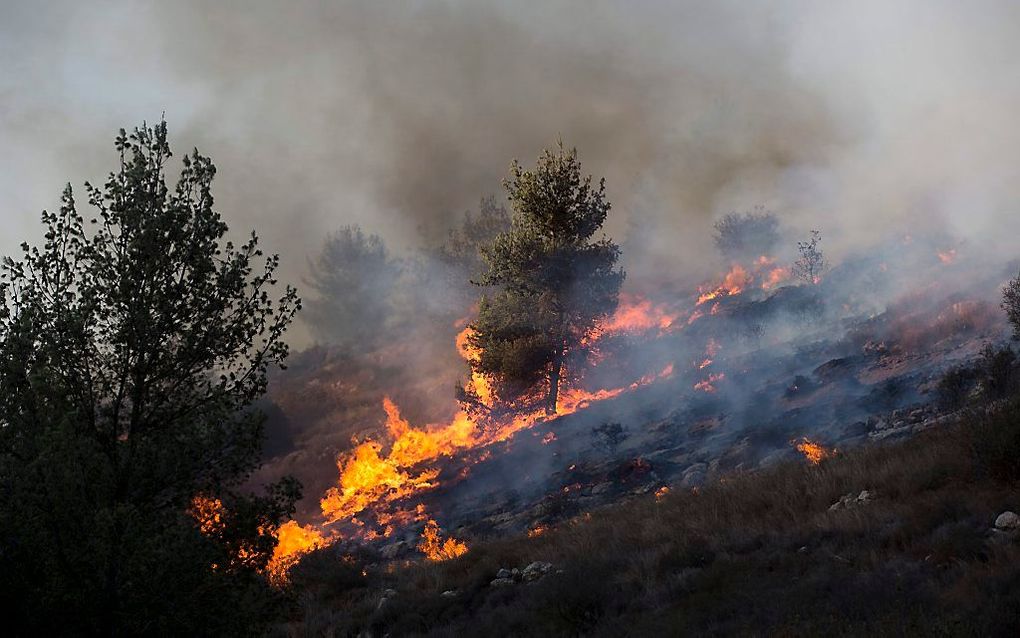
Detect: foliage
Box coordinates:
(432, 195, 511, 284)
(0, 122, 300, 635)
(303, 225, 400, 347)
(469, 142, 624, 413)
(792, 229, 827, 285)
(1003, 268, 1020, 339)
(713, 206, 780, 261)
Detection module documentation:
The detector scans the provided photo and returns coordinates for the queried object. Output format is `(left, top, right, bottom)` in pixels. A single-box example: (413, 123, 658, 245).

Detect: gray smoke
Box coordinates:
(2, 1, 1020, 348)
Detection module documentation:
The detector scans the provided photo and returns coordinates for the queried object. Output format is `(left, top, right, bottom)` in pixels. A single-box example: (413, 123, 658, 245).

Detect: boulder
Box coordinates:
(995, 511, 1020, 531)
(522, 561, 553, 582)
(495, 568, 511, 580)
(490, 577, 515, 587)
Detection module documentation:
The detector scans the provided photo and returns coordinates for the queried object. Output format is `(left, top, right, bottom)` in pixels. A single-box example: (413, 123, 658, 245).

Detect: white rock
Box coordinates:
(995, 511, 1020, 530)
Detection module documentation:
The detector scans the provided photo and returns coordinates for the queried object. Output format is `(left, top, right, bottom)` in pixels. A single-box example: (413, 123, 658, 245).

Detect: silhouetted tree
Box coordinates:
(713, 207, 780, 261)
(303, 225, 400, 347)
(469, 142, 624, 414)
(0, 122, 300, 635)
(793, 230, 827, 285)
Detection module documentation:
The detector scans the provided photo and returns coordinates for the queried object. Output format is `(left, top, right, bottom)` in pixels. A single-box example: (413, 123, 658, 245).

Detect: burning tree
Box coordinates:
(0, 122, 301, 635)
(1004, 269, 1020, 339)
(469, 141, 624, 414)
(793, 230, 827, 285)
(713, 207, 780, 261)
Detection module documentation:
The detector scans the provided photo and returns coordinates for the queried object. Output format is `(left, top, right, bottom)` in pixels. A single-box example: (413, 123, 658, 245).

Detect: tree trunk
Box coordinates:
(546, 348, 563, 415)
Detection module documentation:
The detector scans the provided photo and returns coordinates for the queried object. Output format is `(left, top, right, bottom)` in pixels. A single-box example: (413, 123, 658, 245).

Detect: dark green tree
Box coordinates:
(0, 122, 301, 635)
(303, 225, 400, 347)
(468, 142, 624, 414)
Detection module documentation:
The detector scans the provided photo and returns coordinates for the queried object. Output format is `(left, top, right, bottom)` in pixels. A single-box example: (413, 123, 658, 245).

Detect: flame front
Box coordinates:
(418, 519, 468, 561)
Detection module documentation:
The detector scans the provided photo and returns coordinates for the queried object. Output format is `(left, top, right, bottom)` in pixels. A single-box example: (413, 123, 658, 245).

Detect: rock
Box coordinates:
(522, 561, 553, 582)
(511, 568, 521, 579)
(441, 590, 458, 598)
(377, 589, 398, 611)
(496, 568, 511, 580)
(995, 511, 1020, 530)
(829, 490, 875, 511)
(380, 542, 405, 560)
(590, 482, 612, 495)
(490, 577, 515, 587)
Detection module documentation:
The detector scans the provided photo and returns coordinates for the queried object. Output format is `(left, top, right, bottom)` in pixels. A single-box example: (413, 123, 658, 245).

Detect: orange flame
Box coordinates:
(267, 521, 330, 583)
(694, 373, 725, 393)
(418, 519, 468, 561)
(793, 437, 832, 465)
(600, 293, 679, 334)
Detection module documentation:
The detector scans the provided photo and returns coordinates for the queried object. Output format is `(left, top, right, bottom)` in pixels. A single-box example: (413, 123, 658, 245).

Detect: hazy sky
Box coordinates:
(3, 1, 1019, 315)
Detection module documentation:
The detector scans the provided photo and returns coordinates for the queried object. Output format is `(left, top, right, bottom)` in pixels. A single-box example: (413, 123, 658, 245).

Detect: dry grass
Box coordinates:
(275, 401, 1020, 637)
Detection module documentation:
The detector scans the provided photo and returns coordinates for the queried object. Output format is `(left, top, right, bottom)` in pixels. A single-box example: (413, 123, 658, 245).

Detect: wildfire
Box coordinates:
(527, 525, 548, 537)
(267, 521, 330, 583)
(937, 248, 957, 265)
(190, 495, 225, 535)
(697, 264, 750, 305)
(694, 372, 725, 393)
(418, 519, 468, 561)
(654, 486, 671, 501)
(793, 437, 832, 465)
(541, 431, 557, 445)
(600, 293, 679, 335)
(696, 257, 790, 305)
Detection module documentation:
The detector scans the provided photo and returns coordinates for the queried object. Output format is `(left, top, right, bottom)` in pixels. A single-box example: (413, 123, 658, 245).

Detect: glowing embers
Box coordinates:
(418, 519, 468, 561)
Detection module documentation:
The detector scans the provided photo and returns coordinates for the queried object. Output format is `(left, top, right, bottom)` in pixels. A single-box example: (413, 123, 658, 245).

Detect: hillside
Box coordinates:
(276, 399, 1020, 637)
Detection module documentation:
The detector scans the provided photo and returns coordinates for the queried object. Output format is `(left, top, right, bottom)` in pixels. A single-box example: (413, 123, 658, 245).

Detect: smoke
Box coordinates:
(4, 0, 1019, 347)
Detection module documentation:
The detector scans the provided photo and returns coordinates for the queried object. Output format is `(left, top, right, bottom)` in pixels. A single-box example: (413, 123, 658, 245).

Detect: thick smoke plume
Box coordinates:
(4, 1, 1020, 328)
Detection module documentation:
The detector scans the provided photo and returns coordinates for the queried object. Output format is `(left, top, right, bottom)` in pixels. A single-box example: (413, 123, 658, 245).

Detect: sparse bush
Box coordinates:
(713, 207, 780, 260)
(971, 399, 1020, 481)
(936, 365, 976, 410)
(793, 230, 827, 285)
(591, 422, 629, 454)
(977, 343, 1018, 399)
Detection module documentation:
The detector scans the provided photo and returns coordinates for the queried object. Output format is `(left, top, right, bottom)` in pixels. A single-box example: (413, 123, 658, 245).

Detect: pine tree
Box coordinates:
(469, 142, 624, 414)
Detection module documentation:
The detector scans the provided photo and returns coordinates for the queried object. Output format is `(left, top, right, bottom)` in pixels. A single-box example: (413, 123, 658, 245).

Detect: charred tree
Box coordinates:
(469, 141, 624, 414)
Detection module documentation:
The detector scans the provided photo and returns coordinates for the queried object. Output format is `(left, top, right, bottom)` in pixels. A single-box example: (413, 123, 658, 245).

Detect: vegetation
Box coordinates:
(0, 123, 300, 635)
(793, 229, 827, 285)
(469, 142, 625, 413)
(713, 207, 780, 261)
(1004, 268, 1020, 339)
(278, 399, 1020, 637)
(304, 225, 400, 347)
